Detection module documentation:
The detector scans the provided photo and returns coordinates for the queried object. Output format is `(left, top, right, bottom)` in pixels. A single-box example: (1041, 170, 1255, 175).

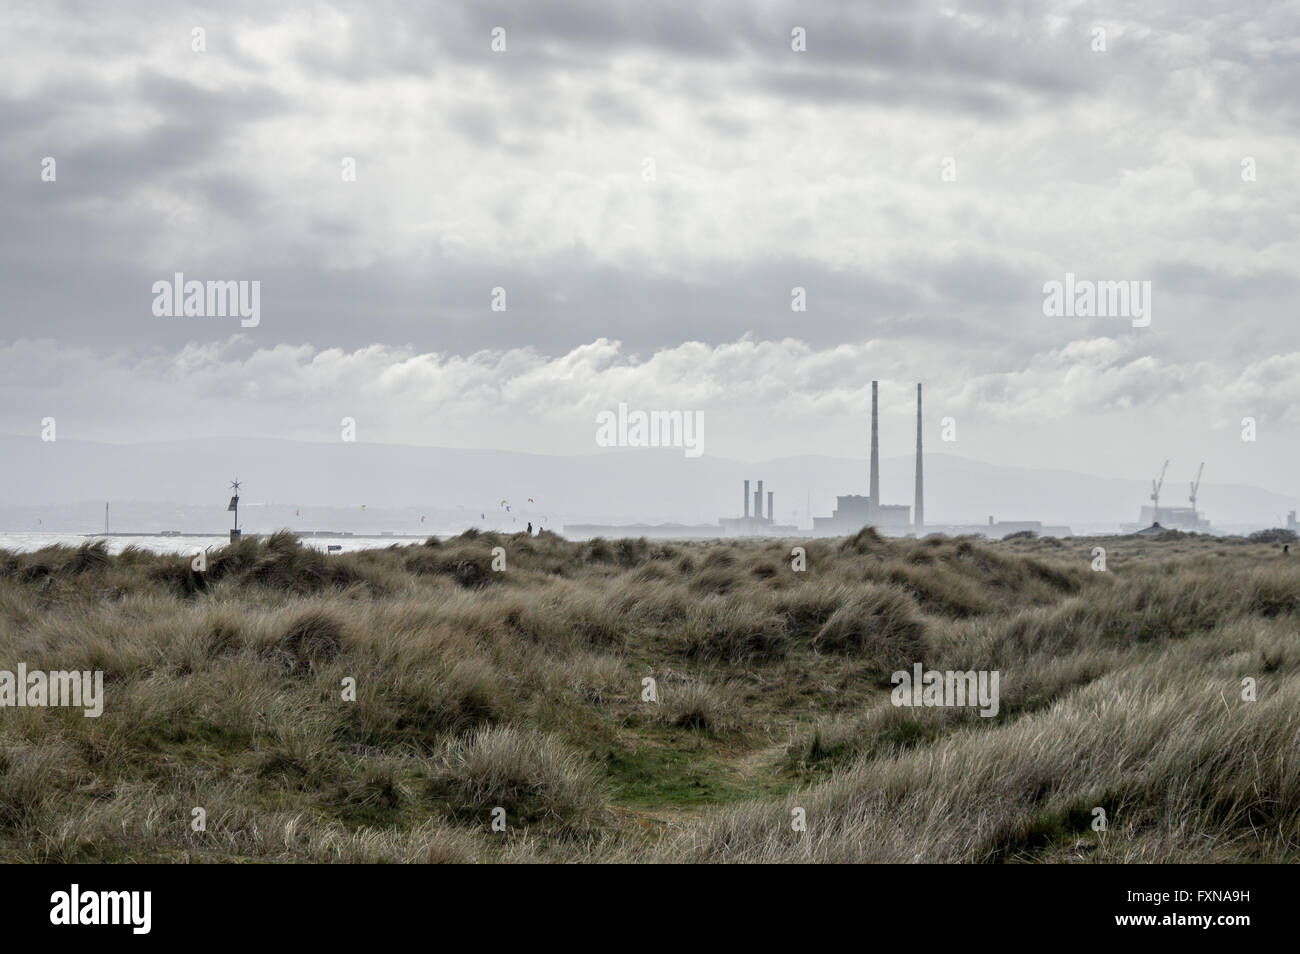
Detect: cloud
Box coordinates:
(4, 332, 1298, 457)
(0, 0, 1297, 494)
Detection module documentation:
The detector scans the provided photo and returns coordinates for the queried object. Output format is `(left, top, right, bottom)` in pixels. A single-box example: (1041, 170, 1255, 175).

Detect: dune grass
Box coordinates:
(0, 528, 1296, 862)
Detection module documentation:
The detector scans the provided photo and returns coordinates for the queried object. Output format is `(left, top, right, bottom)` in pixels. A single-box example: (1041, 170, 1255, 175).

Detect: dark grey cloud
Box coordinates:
(0, 245, 939, 355)
(0, 0, 1297, 375)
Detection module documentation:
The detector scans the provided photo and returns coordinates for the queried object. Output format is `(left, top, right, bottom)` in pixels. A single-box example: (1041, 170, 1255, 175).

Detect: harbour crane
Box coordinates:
(1189, 462, 1204, 513)
(1150, 459, 1169, 522)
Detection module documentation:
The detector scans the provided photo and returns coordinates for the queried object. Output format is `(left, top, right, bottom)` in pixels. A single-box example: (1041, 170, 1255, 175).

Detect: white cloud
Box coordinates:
(3, 334, 1298, 493)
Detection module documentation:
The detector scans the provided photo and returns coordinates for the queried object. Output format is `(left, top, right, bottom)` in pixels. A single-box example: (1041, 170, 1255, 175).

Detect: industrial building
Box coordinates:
(814, 495, 911, 532)
(1134, 506, 1210, 531)
(718, 478, 800, 536)
(1122, 461, 1212, 532)
(812, 380, 922, 536)
(566, 478, 799, 540)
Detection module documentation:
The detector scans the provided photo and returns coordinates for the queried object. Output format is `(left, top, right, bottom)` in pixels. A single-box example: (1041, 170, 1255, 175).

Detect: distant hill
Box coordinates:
(0, 434, 1295, 533)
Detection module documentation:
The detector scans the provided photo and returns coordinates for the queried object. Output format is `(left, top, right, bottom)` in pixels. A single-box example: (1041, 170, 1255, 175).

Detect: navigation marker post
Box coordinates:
(228, 479, 242, 542)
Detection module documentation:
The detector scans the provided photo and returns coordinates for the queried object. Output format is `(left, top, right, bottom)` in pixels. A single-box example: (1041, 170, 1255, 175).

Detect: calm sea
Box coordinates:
(0, 531, 457, 555)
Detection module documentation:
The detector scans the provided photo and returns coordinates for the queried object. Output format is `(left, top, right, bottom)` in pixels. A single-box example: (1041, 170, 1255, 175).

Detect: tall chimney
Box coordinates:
(755, 480, 764, 522)
(914, 382, 924, 533)
(869, 380, 880, 521)
(744, 479, 750, 518)
(767, 491, 774, 523)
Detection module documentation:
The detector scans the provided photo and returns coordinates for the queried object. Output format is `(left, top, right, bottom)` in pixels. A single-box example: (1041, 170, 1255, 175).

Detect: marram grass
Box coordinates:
(0, 528, 1296, 862)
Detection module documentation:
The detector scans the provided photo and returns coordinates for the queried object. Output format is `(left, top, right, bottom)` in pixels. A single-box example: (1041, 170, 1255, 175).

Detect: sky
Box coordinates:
(2, 0, 1298, 496)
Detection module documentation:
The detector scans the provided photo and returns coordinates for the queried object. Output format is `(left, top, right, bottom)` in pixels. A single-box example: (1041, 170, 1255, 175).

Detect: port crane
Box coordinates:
(1150, 459, 1169, 522)
(1189, 462, 1204, 513)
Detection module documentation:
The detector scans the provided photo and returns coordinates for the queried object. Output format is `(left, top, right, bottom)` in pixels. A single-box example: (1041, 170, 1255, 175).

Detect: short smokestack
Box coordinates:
(989, 515, 994, 526)
(744, 479, 750, 518)
(914, 382, 924, 533)
(767, 491, 774, 522)
(755, 480, 764, 522)
(869, 380, 880, 521)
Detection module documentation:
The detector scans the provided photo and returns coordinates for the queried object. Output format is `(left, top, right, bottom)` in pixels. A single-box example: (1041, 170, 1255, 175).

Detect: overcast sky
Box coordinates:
(2, 1, 1298, 495)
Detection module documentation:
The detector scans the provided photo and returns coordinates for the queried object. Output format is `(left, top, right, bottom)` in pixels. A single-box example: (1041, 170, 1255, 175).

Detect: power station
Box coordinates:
(812, 380, 920, 534)
(807, 380, 1071, 539)
(567, 475, 800, 539)
(567, 378, 1100, 540)
(717, 477, 799, 535)
(568, 380, 1074, 540)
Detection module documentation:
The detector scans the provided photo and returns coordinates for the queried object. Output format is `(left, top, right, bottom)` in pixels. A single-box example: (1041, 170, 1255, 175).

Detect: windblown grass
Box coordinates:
(0, 528, 1295, 862)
